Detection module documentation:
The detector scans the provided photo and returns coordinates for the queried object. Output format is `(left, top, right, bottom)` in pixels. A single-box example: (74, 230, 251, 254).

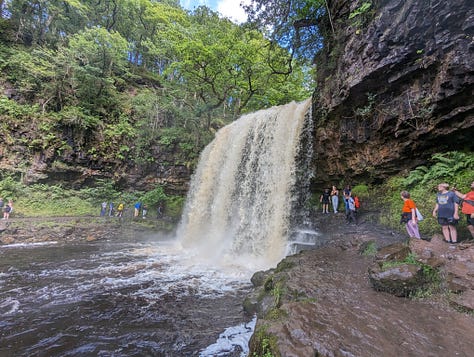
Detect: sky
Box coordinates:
(180, 0, 251, 23)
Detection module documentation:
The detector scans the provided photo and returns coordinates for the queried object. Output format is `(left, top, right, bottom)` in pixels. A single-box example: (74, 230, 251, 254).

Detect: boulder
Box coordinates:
(368, 263, 425, 297)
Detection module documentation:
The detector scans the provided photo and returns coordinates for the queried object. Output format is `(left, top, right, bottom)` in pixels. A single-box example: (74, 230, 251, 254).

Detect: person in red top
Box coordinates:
(453, 181, 474, 238)
(400, 191, 420, 239)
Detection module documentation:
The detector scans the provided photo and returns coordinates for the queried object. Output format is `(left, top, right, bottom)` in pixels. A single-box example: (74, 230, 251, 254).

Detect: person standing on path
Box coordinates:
(3, 202, 11, 220)
(453, 181, 474, 238)
(346, 193, 357, 224)
(100, 202, 107, 216)
(320, 188, 330, 214)
(400, 191, 421, 239)
(134, 202, 141, 217)
(433, 183, 459, 243)
(330, 185, 339, 213)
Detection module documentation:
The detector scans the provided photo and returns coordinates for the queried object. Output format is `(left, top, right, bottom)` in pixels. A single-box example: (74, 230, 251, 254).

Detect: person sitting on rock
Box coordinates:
(452, 181, 474, 238)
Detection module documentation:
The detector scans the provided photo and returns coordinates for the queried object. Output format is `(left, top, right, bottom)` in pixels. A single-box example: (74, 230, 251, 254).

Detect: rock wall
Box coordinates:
(311, 0, 474, 187)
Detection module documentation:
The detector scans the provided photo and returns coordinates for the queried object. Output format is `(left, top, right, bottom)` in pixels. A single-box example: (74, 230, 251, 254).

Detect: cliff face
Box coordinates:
(311, 0, 474, 186)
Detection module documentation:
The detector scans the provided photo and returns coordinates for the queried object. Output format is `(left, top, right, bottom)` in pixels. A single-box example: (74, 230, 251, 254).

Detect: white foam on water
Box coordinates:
(200, 316, 257, 357)
(0, 241, 59, 248)
(0, 297, 21, 315)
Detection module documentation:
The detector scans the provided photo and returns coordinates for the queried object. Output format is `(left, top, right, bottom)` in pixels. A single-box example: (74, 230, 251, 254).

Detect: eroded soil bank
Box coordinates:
(248, 212, 474, 356)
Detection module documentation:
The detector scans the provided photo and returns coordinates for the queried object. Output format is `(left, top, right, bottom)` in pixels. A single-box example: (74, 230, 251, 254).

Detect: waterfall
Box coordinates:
(176, 99, 313, 269)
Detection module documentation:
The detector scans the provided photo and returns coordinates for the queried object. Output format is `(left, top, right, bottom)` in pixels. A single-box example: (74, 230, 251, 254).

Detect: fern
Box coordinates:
(403, 166, 428, 187)
(404, 152, 474, 188)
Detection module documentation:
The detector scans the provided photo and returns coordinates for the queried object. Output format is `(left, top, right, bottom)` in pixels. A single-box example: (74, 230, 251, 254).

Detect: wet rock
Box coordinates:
(368, 263, 425, 297)
(312, 0, 474, 187)
(0, 236, 15, 244)
(250, 270, 272, 287)
(375, 242, 410, 264)
(449, 289, 474, 312)
(86, 235, 97, 242)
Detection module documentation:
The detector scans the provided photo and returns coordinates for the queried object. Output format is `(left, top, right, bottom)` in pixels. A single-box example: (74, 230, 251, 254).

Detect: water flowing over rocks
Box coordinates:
(246, 213, 474, 356)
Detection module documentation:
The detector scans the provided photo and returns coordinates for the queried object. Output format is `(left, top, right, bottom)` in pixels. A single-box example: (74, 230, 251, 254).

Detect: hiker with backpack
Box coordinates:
(432, 183, 459, 244)
(453, 181, 474, 238)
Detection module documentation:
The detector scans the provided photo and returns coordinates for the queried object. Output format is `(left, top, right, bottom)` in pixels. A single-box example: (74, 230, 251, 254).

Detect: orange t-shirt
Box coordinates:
(461, 191, 474, 214)
(402, 199, 416, 213)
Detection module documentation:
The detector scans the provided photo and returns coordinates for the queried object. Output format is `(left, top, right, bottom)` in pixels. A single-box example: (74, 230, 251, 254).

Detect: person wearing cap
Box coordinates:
(453, 181, 474, 238)
(432, 183, 459, 243)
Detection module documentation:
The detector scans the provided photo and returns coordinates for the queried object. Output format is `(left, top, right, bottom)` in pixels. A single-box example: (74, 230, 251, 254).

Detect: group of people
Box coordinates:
(401, 181, 474, 243)
(0, 198, 13, 220)
(100, 201, 125, 218)
(320, 185, 360, 224)
(134, 202, 148, 219)
(100, 201, 163, 219)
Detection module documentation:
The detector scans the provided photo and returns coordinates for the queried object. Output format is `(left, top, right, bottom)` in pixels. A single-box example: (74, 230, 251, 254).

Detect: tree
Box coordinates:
(243, 0, 329, 61)
(66, 27, 129, 114)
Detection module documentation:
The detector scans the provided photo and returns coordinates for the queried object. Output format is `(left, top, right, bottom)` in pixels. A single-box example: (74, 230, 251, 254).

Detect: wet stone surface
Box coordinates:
(248, 211, 474, 356)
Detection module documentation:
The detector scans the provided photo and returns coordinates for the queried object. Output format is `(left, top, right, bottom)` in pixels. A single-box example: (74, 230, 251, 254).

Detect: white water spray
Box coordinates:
(177, 99, 313, 269)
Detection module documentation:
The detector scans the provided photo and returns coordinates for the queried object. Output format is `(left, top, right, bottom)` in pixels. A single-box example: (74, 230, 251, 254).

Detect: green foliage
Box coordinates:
(55, 106, 101, 130)
(0, 176, 24, 200)
(0, 177, 186, 219)
(0, 96, 39, 120)
(378, 151, 474, 239)
(349, 2, 372, 19)
(265, 308, 288, 321)
(380, 252, 441, 299)
(140, 186, 167, 207)
(351, 184, 369, 198)
(275, 260, 296, 273)
(362, 241, 377, 256)
(159, 195, 185, 220)
(381, 252, 418, 269)
(403, 152, 474, 189)
(251, 326, 279, 357)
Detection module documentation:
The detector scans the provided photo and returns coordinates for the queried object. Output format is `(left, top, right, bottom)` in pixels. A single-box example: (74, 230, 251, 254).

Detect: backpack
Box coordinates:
(354, 196, 360, 209)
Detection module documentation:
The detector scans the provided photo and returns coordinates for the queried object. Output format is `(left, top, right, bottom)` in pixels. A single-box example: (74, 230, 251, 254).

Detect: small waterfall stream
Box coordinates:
(177, 99, 314, 270)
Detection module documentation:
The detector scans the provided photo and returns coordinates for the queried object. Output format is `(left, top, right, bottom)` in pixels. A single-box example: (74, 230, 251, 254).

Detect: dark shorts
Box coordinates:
(438, 217, 458, 226)
(467, 214, 474, 226)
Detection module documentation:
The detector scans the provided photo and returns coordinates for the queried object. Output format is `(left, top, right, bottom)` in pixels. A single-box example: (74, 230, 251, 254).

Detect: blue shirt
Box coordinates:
(436, 191, 458, 218)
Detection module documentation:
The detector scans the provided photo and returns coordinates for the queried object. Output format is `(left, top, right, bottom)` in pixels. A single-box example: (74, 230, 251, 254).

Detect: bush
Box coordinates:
(378, 151, 474, 239)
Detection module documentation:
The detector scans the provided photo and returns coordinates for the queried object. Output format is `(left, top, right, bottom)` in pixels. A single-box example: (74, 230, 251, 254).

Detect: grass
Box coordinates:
(0, 178, 185, 221)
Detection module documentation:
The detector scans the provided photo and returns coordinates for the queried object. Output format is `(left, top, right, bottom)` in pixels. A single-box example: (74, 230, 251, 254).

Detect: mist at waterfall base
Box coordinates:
(0, 100, 320, 356)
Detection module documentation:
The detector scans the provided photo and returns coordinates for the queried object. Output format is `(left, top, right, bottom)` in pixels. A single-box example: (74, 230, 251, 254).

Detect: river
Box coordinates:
(0, 233, 255, 356)
(1, 99, 314, 356)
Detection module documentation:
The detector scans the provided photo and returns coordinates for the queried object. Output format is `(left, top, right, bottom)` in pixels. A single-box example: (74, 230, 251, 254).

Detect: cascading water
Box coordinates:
(177, 99, 314, 269)
(0, 99, 316, 357)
